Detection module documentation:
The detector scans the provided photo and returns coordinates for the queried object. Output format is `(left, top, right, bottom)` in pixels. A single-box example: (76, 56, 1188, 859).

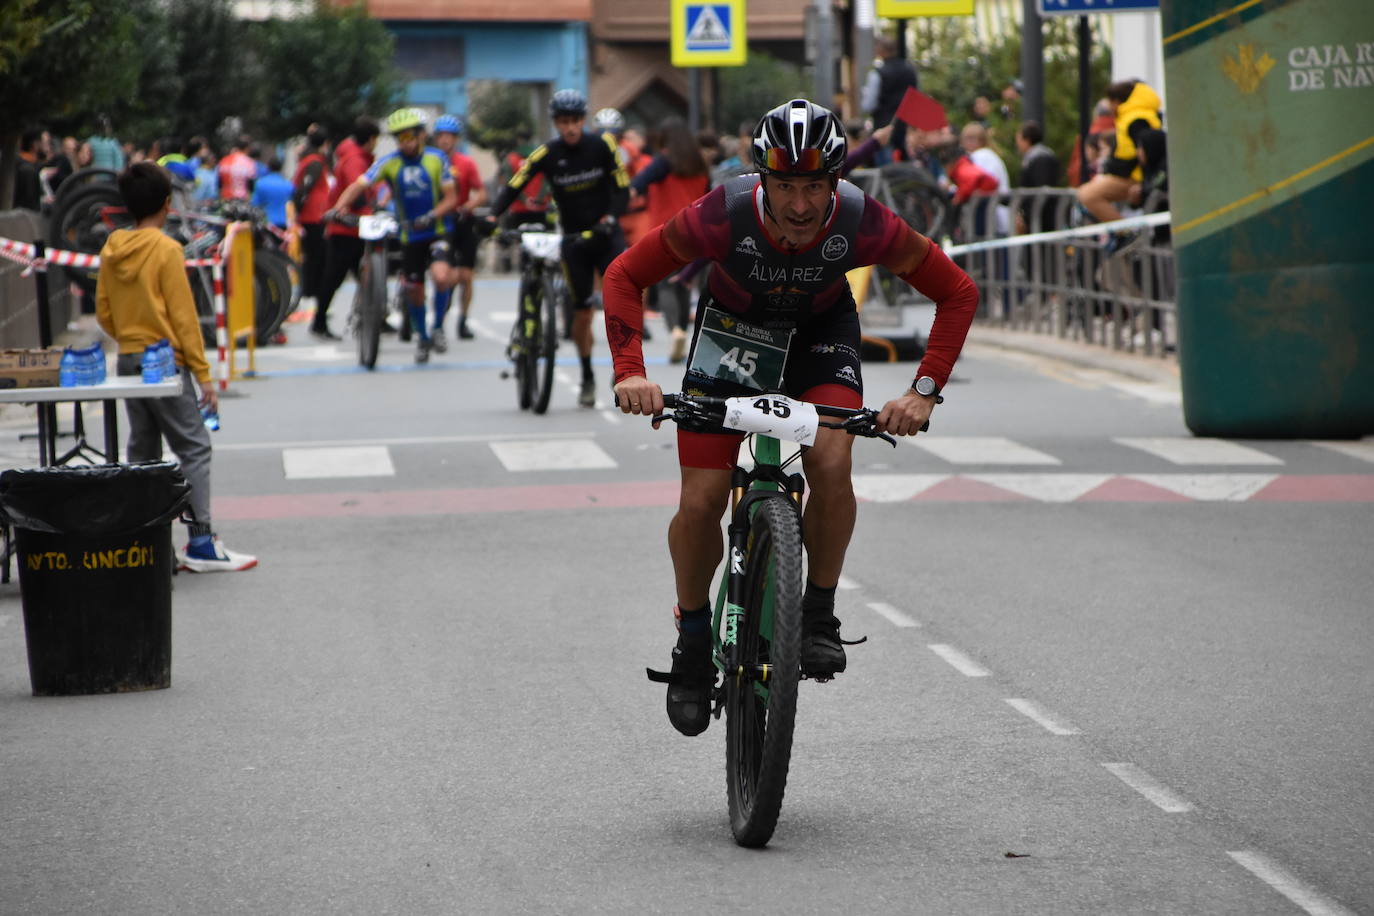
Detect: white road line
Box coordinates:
(219, 431, 597, 451)
(851, 474, 950, 502)
(1101, 762, 1194, 813)
(281, 446, 395, 480)
(1227, 851, 1359, 916)
(928, 644, 991, 677)
(1004, 698, 1080, 735)
(866, 601, 919, 628)
(461, 318, 502, 343)
(600, 409, 622, 425)
(489, 439, 617, 472)
(836, 575, 861, 591)
(1129, 473, 1278, 501)
(968, 473, 1112, 503)
(1314, 439, 1374, 464)
(909, 437, 1062, 466)
(1115, 437, 1284, 465)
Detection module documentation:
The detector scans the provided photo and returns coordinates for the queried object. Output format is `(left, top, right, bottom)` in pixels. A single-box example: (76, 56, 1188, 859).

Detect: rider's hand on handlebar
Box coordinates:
(411, 211, 435, 231)
(877, 389, 936, 437)
(612, 376, 665, 426)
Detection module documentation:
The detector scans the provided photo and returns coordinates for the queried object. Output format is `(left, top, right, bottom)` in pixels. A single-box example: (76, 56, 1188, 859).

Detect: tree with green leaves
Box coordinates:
(466, 81, 537, 155)
(910, 16, 1112, 182)
(251, 2, 403, 144)
(718, 51, 811, 138)
(0, 0, 142, 209)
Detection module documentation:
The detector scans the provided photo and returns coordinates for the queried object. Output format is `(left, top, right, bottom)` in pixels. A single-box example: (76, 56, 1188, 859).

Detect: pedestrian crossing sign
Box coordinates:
(672, 0, 747, 67)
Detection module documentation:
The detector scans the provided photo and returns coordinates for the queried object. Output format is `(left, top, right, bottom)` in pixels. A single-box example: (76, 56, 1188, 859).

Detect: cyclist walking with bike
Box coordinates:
(486, 89, 631, 407)
(327, 108, 460, 364)
(605, 99, 979, 736)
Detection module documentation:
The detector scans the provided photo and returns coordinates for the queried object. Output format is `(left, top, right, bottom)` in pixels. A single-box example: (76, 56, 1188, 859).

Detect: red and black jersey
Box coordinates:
(603, 173, 979, 389)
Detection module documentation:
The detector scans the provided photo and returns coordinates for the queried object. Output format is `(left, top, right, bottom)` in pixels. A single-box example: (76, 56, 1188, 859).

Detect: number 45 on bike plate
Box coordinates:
(723, 395, 819, 446)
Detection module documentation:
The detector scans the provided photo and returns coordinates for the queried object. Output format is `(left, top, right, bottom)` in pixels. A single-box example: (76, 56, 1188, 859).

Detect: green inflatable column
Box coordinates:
(1161, 0, 1374, 438)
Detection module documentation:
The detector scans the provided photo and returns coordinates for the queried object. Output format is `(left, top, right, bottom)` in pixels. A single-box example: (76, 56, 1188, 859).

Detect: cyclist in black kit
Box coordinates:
(488, 89, 631, 407)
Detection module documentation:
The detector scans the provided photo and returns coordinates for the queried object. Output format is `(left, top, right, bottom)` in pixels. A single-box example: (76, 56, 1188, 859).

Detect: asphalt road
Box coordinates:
(1, 275, 1370, 915)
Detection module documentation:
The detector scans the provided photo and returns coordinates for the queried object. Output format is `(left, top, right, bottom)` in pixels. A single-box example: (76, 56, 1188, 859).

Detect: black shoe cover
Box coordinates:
(665, 639, 715, 736)
(801, 613, 847, 676)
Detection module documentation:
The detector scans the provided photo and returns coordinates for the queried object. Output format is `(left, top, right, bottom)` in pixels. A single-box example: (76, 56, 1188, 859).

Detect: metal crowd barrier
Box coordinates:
(848, 173, 1177, 360)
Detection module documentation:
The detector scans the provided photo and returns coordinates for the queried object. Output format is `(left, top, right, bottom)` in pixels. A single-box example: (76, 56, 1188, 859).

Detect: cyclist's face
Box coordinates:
(763, 176, 834, 248)
(433, 132, 456, 153)
(395, 129, 423, 156)
(554, 115, 584, 145)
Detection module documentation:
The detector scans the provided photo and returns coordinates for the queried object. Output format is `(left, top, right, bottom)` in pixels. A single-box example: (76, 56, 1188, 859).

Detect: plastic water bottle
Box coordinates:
(76, 344, 99, 386)
(201, 406, 220, 431)
(158, 339, 176, 381)
(59, 347, 78, 387)
(141, 344, 161, 383)
(89, 342, 106, 384)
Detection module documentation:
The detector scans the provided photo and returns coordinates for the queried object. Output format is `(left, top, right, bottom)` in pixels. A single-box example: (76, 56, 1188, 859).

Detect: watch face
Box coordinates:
(915, 377, 937, 397)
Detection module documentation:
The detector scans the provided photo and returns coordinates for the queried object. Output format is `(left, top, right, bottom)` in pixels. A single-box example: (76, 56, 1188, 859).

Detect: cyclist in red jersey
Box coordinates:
(431, 114, 487, 345)
(603, 99, 979, 736)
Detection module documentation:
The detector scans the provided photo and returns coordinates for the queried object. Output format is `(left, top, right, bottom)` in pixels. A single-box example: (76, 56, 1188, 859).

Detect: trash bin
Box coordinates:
(0, 462, 190, 696)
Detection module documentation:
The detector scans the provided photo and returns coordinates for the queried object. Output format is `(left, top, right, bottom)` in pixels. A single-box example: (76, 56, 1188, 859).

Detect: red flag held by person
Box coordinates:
(895, 88, 948, 132)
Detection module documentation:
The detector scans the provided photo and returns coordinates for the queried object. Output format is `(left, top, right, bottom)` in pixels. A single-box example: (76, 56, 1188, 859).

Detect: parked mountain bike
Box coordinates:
(644, 391, 931, 847)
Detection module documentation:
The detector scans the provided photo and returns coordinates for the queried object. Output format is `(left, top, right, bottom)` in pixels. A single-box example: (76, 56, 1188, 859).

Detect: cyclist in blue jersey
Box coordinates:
(328, 108, 460, 363)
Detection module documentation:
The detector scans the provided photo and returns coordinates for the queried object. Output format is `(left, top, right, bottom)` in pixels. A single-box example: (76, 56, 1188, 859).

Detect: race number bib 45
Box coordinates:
(723, 395, 819, 446)
(688, 307, 793, 392)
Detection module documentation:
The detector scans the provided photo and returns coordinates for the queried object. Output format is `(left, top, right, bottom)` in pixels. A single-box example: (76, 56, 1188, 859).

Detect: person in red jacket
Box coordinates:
(314, 117, 380, 339)
(630, 117, 711, 362)
(431, 114, 487, 345)
(604, 100, 978, 736)
(292, 125, 332, 332)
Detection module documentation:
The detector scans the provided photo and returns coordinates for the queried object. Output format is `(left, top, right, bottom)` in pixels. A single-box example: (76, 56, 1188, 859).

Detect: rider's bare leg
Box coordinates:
(573, 308, 594, 359)
(669, 467, 733, 609)
(799, 426, 857, 589)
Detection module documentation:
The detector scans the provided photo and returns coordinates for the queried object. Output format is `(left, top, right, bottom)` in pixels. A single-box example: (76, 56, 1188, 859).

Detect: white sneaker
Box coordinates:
(179, 538, 258, 573)
(669, 327, 688, 364)
(431, 327, 448, 354)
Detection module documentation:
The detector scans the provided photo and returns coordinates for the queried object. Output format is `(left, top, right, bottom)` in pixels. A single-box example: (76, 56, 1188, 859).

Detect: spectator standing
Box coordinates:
(84, 116, 125, 172)
(292, 126, 332, 326)
(251, 156, 295, 230)
(14, 128, 50, 212)
(48, 136, 80, 192)
(314, 117, 380, 339)
(192, 150, 219, 205)
(630, 117, 711, 362)
(217, 135, 257, 201)
(860, 36, 918, 163)
(156, 137, 197, 184)
(96, 162, 256, 573)
(960, 122, 1010, 234)
(431, 114, 487, 343)
(1014, 120, 1061, 234)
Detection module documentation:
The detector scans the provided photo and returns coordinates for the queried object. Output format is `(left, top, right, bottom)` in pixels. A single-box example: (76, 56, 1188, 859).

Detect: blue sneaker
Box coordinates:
(180, 537, 257, 573)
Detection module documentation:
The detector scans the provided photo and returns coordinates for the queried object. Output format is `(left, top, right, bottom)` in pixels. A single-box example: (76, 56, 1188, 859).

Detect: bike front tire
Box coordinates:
(531, 269, 562, 414)
(356, 248, 385, 369)
(725, 496, 803, 848)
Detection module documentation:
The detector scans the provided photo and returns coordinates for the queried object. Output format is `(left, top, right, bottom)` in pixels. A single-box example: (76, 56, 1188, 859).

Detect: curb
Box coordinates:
(966, 325, 1179, 386)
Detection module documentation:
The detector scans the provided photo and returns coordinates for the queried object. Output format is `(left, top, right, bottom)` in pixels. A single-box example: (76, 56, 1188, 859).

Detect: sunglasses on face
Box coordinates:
(762, 147, 825, 173)
(395, 130, 420, 143)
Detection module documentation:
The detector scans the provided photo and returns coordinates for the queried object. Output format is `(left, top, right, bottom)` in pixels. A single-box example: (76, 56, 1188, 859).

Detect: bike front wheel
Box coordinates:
(356, 248, 385, 369)
(531, 269, 562, 414)
(725, 496, 803, 848)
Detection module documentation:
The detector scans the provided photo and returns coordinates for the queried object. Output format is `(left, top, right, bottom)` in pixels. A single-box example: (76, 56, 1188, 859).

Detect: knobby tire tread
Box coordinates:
(726, 496, 802, 848)
(532, 270, 560, 414)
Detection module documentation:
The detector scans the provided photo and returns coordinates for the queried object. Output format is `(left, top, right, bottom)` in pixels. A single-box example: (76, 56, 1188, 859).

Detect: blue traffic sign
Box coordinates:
(685, 4, 732, 50)
(1038, 0, 1158, 15)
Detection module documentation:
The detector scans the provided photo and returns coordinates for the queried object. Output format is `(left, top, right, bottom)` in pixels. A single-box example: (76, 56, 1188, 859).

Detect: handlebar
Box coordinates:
(622, 392, 919, 443)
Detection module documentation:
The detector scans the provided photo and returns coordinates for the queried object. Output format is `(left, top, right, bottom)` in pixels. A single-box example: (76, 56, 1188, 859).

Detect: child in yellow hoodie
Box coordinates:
(96, 162, 256, 572)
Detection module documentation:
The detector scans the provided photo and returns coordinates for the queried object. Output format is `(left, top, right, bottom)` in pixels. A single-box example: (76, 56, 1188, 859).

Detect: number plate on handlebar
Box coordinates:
(358, 214, 398, 241)
(520, 232, 562, 261)
(722, 395, 819, 446)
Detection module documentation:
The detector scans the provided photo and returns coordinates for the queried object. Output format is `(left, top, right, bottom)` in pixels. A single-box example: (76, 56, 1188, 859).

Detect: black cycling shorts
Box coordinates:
(561, 225, 627, 310)
(447, 219, 479, 270)
(401, 238, 447, 283)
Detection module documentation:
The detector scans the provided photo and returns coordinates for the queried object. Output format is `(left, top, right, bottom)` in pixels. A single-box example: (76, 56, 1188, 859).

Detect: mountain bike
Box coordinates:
(331, 212, 406, 369)
(498, 224, 564, 413)
(645, 391, 923, 847)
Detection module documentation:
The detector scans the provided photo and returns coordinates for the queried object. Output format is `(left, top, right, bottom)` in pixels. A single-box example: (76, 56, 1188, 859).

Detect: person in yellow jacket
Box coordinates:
(96, 162, 257, 572)
(1076, 79, 1163, 223)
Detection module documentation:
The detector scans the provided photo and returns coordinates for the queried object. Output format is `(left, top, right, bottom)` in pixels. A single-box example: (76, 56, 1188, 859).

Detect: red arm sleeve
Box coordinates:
(900, 242, 978, 388)
(603, 224, 692, 384)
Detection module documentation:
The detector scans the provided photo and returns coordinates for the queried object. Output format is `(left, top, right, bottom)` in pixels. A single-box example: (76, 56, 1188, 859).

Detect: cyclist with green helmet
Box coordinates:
(328, 107, 460, 363)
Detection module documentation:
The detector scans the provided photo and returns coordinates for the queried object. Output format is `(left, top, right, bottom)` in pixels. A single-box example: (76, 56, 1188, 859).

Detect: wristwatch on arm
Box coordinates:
(912, 376, 944, 402)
